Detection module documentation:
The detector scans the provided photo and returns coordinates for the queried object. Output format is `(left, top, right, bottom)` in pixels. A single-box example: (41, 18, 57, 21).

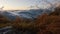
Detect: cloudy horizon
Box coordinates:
(0, 0, 60, 10)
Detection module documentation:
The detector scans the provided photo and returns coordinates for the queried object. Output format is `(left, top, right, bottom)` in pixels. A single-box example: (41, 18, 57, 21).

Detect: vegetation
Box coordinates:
(0, 6, 60, 34)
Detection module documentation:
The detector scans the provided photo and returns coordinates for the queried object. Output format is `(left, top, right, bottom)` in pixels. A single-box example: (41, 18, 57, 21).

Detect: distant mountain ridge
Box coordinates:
(0, 9, 52, 20)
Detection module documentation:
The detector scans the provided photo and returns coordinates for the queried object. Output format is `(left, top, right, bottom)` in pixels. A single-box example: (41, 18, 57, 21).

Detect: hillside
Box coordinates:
(0, 6, 60, 34)
(36, 6, 60, 34)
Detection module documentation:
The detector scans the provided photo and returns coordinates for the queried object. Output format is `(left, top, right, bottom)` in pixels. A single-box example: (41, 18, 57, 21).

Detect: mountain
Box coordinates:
(0, 6, 60, 34)
(0, 11, 17, 21)
(0, 9, 52, 21)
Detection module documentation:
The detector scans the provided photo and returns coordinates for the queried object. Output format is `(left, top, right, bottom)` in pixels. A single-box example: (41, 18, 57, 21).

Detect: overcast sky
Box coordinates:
(0, 0, 60, 10)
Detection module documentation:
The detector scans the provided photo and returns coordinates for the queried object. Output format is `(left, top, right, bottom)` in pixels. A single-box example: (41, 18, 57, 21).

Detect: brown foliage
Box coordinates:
(36, 10, 60, 34)
(36, 7, 60, 34)
(36, 15, 60, 34)
(0, 15, 10, 23)
(0, 15, 11, 27)
(0, 6, 60, 34)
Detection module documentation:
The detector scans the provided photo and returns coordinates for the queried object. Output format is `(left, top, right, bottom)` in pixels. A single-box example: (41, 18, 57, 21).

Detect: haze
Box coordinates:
(0, 0, 60, 10)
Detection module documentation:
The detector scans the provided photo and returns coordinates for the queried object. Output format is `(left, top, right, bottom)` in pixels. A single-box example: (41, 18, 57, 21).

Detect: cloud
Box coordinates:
(38, 0, 60, 9)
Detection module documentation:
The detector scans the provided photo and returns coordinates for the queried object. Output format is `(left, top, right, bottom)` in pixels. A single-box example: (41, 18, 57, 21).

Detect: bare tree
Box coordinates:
(42, 0, 60, 11)
(29, 0, 60, 10)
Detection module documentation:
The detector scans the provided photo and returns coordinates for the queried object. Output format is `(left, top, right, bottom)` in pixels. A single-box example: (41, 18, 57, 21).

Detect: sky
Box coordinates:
(0, 0, 60, 10)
